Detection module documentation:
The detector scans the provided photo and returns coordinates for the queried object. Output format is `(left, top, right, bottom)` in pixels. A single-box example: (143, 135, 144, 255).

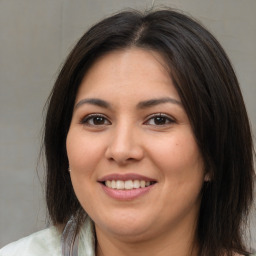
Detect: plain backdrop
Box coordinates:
(0, 0, 255, 249)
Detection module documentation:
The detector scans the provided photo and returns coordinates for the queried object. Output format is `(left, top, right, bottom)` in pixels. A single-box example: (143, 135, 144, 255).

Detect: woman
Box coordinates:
(0, 8, 255, 256)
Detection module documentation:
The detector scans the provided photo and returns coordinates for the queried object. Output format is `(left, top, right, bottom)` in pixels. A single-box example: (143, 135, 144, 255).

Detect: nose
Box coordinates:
(105, 123, 144, 165)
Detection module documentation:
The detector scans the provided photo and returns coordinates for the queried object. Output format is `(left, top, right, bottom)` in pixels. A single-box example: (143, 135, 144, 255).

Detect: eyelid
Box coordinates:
(80, 113, 111, 126)
(79, 112, 175, 127)
(144, 113, 175, 125)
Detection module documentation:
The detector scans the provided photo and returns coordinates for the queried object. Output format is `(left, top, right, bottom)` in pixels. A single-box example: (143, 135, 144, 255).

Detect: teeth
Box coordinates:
(106, 180, 111, 187)
(124, 180, 133, 189)
(104, 180, 153, 189)
(116, 180, 124, 189)
(111, 180, 116, 189)
(133, 180, 140, 188)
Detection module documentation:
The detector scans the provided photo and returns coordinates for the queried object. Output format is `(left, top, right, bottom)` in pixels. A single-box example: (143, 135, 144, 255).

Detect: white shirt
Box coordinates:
(0, 217, 95, 256)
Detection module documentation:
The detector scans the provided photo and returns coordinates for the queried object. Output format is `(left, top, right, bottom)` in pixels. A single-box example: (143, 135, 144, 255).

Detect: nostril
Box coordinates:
(105, 136, 144, 164)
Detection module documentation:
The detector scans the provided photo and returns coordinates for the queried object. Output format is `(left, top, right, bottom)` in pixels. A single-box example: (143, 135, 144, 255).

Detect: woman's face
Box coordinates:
(66, 48, 205, 241)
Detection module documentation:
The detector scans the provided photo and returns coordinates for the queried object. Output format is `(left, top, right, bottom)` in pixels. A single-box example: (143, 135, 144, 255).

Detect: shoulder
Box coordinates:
(0, 226, 61, 256)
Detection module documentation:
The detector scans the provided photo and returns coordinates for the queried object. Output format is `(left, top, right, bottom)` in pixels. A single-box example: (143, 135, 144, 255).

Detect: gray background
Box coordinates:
(0, 0, 255, 249)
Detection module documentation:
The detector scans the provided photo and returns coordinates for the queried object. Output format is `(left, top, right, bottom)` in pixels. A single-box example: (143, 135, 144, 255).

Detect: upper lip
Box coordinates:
(98, 173, 157, 182)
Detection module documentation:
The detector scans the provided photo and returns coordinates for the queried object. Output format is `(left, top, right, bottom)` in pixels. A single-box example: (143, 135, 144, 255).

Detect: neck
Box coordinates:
(95, 221, 199, 256)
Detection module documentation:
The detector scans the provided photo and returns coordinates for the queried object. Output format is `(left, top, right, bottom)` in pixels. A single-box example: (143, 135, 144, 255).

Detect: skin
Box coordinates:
(66, 48, 207, 256)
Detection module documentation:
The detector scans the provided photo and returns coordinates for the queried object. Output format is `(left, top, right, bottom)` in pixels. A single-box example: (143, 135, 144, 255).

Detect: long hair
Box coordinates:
(44, 9, 254, 255)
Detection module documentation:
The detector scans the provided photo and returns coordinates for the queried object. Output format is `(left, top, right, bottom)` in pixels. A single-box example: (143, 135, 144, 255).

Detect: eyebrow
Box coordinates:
(75, 98, 111, 109)
(74, 97, 182, 110)
(136, 97, 182, 109)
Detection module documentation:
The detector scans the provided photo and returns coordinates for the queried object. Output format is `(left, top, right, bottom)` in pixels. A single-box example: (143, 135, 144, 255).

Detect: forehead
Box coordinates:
(76, 48, 179, 102)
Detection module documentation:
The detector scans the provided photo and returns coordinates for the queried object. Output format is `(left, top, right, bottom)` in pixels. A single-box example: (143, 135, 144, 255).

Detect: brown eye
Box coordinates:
(91, 116, 106, 125)
(81, 114, 111, 126)
(145, 114, 174, 126)
(153, 116, 168, 125)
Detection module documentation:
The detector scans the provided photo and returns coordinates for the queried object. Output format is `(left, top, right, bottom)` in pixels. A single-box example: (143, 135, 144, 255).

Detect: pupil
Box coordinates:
(155, 117, 166, 125)
(94, 117, 104, 125)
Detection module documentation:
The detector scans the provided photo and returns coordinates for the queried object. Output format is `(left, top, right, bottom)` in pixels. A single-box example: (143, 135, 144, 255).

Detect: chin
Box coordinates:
(94, 212, 155, 239)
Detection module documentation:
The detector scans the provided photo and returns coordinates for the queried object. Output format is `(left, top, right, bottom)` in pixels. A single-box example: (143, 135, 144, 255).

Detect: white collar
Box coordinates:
(62, 216, 95, 256)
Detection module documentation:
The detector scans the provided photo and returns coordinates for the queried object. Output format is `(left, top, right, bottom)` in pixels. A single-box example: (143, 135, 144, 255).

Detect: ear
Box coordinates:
(204, 173, 211, 182)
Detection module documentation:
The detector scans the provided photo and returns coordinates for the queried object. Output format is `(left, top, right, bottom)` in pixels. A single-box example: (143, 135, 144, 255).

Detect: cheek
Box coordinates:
(66, 130, 106, 172)
(147, 129, 204, 181)
(66, 130, 101, 209)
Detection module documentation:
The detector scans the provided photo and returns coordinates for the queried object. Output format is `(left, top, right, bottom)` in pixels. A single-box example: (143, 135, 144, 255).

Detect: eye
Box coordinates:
(144, 113, 175, 126)
(80, 114, 111, 126)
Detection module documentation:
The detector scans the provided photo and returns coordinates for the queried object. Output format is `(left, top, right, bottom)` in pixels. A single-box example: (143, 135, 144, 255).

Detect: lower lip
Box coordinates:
(100, 183, 155, 200)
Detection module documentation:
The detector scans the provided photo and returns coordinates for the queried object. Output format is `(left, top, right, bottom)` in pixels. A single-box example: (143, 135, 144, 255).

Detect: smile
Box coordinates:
(104, 180, 155, 190)
(98, 173, 157, 200)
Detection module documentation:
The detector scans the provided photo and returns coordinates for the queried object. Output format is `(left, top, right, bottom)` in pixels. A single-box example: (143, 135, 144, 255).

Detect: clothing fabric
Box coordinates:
(0, 217, 95, 256)
(1, 217, 255, 256)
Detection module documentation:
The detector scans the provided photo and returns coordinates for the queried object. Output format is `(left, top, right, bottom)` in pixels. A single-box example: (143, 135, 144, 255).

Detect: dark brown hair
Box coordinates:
(44, 9, 254, 255)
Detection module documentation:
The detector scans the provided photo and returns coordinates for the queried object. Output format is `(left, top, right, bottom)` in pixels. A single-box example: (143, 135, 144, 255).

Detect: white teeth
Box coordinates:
(116, 180, 124, 189)
(133, 180, 140, 188)
(124, 180, 133, 190)
(111, 180, 116, 189)
(106, 180, 111, 187)
(104, 180, 153, 189)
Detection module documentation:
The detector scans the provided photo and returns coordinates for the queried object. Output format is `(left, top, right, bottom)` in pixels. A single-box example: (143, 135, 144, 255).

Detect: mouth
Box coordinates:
(98, 173, 157, 200)
(101, 180, 156, 190)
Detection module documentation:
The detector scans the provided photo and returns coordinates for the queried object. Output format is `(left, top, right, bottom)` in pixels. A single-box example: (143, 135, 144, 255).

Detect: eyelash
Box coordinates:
(80, 113, 175, 127)
(80, 114, 111, 126)
(144, 113, 175, 126)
